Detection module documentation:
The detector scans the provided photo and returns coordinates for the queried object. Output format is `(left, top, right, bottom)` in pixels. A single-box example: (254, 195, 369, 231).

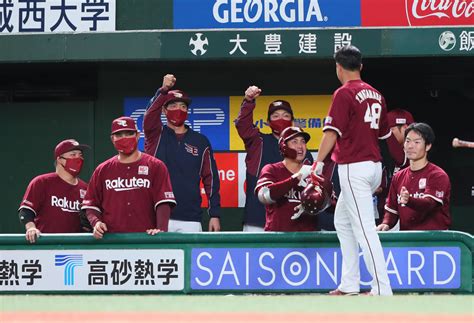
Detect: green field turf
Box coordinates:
(1, 295, 472, 314)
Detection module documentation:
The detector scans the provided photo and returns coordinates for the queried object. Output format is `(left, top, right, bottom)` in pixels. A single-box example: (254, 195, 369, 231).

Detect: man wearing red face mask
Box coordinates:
(234, 86, 314, 232)
(143, 75, 221, 232)
(18, 139, 90, 243)
(82, 117, 176, 239)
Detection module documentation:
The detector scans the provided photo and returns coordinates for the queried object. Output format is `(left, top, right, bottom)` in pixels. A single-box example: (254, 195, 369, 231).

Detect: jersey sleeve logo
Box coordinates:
(138, 166, 149, 175)
(165, 192, 175, 199)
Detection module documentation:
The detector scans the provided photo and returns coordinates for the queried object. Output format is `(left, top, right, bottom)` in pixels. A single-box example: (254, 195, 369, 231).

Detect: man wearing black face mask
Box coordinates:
(144, 77, 222, 233)
(234, 86, 314, 231)
(18, 139, 90, 243)
(82, 117, 176, 239)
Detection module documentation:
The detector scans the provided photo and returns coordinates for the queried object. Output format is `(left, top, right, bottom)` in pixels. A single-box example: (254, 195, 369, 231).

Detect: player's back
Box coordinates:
(324, 80, 391, 164)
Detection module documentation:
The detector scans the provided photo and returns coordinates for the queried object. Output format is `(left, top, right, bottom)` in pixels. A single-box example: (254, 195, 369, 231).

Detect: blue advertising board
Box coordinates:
(191, 247, 461, 290)
(174, 0, 361, 29)
(124, 96, 230, 151)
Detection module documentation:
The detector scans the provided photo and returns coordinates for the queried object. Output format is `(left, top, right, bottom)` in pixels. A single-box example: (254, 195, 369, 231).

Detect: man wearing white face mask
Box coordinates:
(82, 117, 176, 239)
(144, 75, 221, 233)
(235, 86, 314, 232)
(18, 139, 90, 243)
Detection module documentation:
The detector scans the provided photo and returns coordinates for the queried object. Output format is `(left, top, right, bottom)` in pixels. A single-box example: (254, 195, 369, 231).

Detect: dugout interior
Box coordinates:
(1, 56, 473, 234)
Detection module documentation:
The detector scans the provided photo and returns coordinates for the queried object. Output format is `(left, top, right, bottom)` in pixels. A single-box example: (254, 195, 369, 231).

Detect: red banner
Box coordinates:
(200, 152, 239, 208)
(362, 0, 474, 26)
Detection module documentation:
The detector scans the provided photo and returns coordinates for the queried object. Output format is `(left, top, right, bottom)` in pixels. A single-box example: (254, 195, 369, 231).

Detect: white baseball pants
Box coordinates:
(335, 161, 392, 296)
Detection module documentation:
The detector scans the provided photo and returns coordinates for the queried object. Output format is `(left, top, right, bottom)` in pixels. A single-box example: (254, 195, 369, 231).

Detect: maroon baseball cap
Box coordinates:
(111, 116, 138, 134)
(387, 109, 414, 128)
(162, 90, 192, 107)
(54, 139, 90, 159)
(267, 100, 294, 120)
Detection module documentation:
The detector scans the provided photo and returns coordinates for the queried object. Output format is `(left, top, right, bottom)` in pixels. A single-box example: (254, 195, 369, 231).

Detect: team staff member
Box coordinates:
(375, 108, 415, 228)
(18, 139, 90, 243)
(312, 45, 392, 296)
(82, 117, 176, 239)
(255, 127, 315, 231)
(235, 86, 314, 232)
(144, 74, 221, 232)
(386, 108, 415, 173)
(377, 123, 451, 231)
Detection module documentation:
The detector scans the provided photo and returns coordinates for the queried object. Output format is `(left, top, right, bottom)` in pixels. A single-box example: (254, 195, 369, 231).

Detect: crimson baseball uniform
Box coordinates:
(323, 79, 392, 296)
(324, 80, 391, 163)
(82, 153, 176, 232)
(255, 162, 316, 232)
(234, 99, 314, 229)
(383, 162, 451, 230)
(18, 173, 87, 233)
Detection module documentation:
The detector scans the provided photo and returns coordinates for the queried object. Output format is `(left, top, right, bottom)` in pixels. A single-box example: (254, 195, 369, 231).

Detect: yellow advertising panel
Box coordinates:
(230, 95, 332, 151)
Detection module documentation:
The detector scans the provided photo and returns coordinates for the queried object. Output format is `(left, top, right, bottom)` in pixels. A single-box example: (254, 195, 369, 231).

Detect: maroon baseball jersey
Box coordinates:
(323, 80, 391, 164)
(19, 173, 87, 233)
(384, 162, 451, 230)
(256, 162, 316, 232)
(82, 153, 176, 232)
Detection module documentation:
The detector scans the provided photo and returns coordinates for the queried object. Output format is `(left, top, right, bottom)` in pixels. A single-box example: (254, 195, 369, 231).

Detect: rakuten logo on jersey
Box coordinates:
(213, 0, 326, 24)
(407, 0, 474, 26)
(105, 177, 151, 191)
(51, 196, 81, 212)
(285, 188, 302, 203)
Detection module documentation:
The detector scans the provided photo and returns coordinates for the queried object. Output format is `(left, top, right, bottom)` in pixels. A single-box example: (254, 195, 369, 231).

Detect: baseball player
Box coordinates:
(82, 117, 176, 239)
(255, 127, 316, 231)
(235, 86, 314, 232)
(18, 139, 90, 243)
(377, 123, 451, 231)
(312, 45, 393, 296)
(143, 74, 221, 232)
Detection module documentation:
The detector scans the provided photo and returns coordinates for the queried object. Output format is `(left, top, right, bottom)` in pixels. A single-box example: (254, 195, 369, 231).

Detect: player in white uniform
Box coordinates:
(312, 45, 393, 296)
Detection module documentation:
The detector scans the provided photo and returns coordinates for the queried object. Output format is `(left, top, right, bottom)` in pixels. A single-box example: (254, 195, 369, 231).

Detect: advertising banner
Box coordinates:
(125, 94, 331, 152)
(200, 152, 240, 207)
(191, 246, 461, 290)
(0, 0, 116, 33)
(124, 96, 230, 151)
(230, 95, 331, 151)
(0, 249, 184, 291)
(173, 0, 361, 29)
(361, 0, 474, 27)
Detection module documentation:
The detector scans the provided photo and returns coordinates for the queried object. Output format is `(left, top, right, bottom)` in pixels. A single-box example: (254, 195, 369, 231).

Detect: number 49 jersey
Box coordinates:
(323, 79, 391, 164)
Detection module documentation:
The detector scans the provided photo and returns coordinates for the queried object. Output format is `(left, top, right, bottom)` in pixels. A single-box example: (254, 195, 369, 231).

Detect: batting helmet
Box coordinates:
(300, 175, 333, 216)
(278, 127, 310, 159)
(162, 90, 192, 107)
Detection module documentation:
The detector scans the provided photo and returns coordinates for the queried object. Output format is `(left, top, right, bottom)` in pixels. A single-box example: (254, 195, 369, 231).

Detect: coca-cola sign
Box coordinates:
(407, 0, 474, 25)
(361, 0, 474, 26)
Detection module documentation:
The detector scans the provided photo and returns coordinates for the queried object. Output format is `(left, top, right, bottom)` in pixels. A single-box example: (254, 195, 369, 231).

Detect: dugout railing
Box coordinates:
(0, 231, 472, 294)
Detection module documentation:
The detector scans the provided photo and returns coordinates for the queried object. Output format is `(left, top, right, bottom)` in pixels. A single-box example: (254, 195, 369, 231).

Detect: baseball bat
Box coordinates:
(452, 138, 474, 148)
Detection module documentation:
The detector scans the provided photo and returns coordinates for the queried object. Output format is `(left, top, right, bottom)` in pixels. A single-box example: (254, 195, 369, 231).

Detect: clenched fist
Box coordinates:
(245, 86, 262, 101)
(162, 74, 176, 91)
